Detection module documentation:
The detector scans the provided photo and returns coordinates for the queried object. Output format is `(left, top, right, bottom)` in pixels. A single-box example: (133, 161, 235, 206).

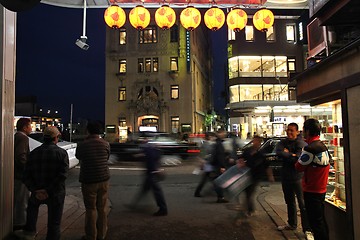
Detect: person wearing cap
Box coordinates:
(75, 121, 110, 240)
(14, 126, 69, 240)
(13, 118, 32, 231)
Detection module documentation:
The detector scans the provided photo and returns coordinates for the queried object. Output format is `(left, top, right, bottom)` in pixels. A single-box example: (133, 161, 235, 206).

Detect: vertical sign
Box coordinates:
(186, 31, 190, 72)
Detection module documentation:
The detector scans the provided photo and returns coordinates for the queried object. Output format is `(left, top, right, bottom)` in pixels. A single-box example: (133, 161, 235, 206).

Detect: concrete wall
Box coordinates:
(0, 6, 16, 239)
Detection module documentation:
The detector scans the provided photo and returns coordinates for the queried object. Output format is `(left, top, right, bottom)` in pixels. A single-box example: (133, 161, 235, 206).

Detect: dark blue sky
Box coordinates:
(16, 3, 227, 123)
(16, 3, 106, 123)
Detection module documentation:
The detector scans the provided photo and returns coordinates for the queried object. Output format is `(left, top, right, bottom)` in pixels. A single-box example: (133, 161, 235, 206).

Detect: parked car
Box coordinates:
(109, 132, 200, 163)
(238, 136, 286, 180)
(28, 132, 79, 169)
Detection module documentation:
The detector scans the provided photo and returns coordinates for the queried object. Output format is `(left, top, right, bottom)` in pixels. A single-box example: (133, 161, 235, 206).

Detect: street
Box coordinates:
(60, 157, 286, 240)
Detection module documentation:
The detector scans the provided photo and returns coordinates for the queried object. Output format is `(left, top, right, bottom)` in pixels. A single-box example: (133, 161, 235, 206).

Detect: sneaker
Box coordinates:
(13, 230, 36, 240)
(153, 209, 168, 216)
(277, 224, 296, 231)
(305, 231, 314, 240)
(216, 197, 229, 203)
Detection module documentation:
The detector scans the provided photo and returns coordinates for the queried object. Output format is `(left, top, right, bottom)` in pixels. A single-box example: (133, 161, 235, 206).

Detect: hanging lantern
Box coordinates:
(129, 5, 151, 30)
(204, 6, 225, 31)
(180, 6, 201, 31)
(253, 9, 274, 32)
(226, 8, 247, 32)
(104, 5, 126, 29)
(155, 5, 176, 30)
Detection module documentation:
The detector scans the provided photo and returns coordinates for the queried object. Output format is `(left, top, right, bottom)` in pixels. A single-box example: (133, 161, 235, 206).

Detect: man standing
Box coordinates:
(76, 121, 110, 240)
(14, 126, 69, 240)
(276, 123, 313, 240)
(295, 119, 330, 240)
(13, 118, 32, 230)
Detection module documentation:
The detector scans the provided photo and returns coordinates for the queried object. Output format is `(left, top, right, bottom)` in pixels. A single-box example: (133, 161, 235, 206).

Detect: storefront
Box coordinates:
(293, 39, 360, 240)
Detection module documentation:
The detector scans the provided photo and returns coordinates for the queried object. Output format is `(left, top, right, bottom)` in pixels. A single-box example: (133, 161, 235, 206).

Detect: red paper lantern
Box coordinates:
(129, 5, 151, 30)
(155, 5, 176, 30)
(104, 5, 126, 29)
(253, 9, 274, 32)
(204, 6, 225, 31)
(226, 8, 248, 32)
(180, 6, 201, 31)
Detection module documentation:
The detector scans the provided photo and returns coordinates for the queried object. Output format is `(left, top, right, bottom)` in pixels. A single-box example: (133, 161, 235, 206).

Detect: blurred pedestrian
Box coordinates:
(237, 135, 273, 216)
(76, 121, 110, 240)
(211, 129, 228, 203)
(13, 118, 32, 231)
(194, 132, 216, 197)
(14, 126, 69, 240)
(130, 141, 168, 216)
(295, 119, 330, 240)
(276, 123, 313, 240)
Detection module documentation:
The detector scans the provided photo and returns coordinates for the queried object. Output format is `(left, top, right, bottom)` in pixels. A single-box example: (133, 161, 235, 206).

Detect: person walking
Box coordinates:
(14, 126, 69, 240)
(13, 118, 32, 231)
(211, 129, 228, 203)
(75, 121, 111, 240)
(129, 141, 168, 216)
(295, 119, 330, 240)
(237, 135, 273, 216)
(194, 132, 216, 197)
(276, 123, 313, 240)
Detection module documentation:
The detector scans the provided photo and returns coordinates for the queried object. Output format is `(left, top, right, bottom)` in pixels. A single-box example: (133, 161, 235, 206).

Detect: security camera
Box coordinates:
(75, 36, 89, 50)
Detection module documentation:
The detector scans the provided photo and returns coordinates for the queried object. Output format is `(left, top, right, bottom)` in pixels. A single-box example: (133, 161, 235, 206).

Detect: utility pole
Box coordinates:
(70, 104, 73, 142)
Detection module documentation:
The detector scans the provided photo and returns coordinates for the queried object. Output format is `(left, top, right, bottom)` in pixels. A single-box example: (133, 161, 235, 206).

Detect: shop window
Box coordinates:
(286, 24, 296, 42)
(170, 57, 178, 71)
(170, 24, 178, 42)
(119, 28, 126, 45)
(138, 58, 144, 73)
(118, 87, 126, 101)
(240, 84, 263, 101)
(262, 56, 275, 77)
(228, 28, 236, 41)
(171, 85, 179, 99)
(145, 58, 151, 72)
(119, 59, 126, 73)
(245, 25, 254, 42)
(139, 26, 157, 44)
(229, 85, 240, 103)
(119, 117, 126, 127)
(266, 26, 275, 42)
(275, 56, 288, 77)
(171, 116, 179, 133)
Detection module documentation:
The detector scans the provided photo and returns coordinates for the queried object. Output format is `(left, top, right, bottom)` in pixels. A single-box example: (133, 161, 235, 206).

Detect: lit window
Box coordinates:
(262, 56, 275, 77)
(119, 117, 126, 127)
(145, 58, 151, 72)
(286, 24, 296, 42)
(245, 26, 254, 41)
(266, 26, 275, 42)
(228, 29, 235, 41)
(275, 56, 288, 77)
(119, 59, 126, 73)
(170, 57, 178, 71)
(118, 87, 126, 101)
(288, 58, 296, 72)
(153, 58, 159, 72)
(138, 58, 144, 73)
(139, 26, 157, 44)
(229, 85, 240, 103)
(171, 116, 179, 133)
(171, 85, 179, 99)
(119, 28, 126, 45)
(170, 24, 178, 42)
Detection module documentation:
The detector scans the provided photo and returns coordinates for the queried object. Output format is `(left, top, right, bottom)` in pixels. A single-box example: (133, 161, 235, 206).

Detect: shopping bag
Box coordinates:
(214, 165, 252, 198)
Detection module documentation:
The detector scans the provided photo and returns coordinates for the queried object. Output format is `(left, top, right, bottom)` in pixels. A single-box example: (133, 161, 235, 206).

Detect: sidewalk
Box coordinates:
(31, 183, 305, 240)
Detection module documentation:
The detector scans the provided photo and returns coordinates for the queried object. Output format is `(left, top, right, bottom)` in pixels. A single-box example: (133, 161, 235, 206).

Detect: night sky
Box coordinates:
(16, 3, 227, 124)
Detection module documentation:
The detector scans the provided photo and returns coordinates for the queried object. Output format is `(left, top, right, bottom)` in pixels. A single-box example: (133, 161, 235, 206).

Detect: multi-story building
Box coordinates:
(226, 8, 314, 138)
(293, 1, 360, 239)
(104, 9, 212, 142)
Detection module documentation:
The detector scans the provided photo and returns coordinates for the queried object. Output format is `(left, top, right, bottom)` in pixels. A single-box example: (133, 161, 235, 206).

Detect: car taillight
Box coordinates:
(187, 149, 200, 153)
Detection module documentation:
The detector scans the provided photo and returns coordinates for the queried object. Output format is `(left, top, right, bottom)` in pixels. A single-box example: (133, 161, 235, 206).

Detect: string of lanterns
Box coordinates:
(104, 4, 274, 32)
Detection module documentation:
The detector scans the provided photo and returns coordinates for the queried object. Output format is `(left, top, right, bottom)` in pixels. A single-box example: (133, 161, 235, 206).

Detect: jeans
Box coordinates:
(282, 180, 311, 232)
(24, 192, 65, 240)
(81, 181, 109, 240)
(304, 192, 329, 240)
(14, 179, 29, 227)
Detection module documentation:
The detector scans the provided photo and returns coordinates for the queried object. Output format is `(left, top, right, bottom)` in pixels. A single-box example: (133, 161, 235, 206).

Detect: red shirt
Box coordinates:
(295, 136, 330, 193)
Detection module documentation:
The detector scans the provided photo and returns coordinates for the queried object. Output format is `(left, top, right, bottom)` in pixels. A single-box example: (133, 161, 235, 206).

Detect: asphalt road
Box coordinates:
(64, 157, 285, 240)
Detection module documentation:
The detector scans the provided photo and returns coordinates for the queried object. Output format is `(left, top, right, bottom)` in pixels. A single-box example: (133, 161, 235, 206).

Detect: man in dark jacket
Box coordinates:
(276, 123, 313, 240)
(14, 126, 69, 240)
(76, 121, 110, 240)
